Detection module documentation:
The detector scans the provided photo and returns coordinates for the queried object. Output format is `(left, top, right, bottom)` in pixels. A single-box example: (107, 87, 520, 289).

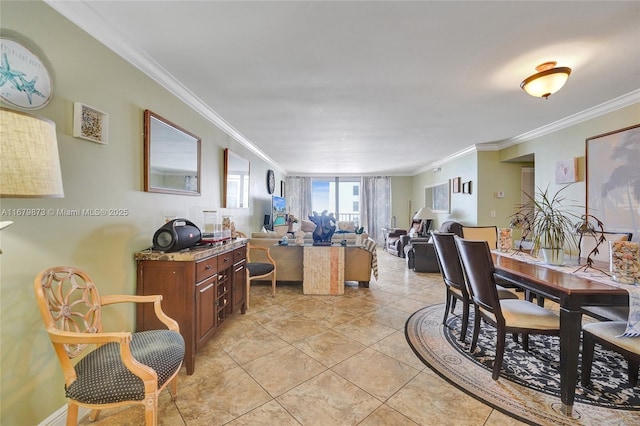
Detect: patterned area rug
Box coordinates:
(405, 304, 639, 426)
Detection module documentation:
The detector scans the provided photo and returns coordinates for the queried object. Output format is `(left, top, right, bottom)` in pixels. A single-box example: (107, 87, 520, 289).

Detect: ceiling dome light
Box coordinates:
(520, 61, 572, 99)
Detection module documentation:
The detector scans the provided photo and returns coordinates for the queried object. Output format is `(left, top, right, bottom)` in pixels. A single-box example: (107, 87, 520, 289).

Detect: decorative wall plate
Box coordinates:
(0, 38, 52, 109)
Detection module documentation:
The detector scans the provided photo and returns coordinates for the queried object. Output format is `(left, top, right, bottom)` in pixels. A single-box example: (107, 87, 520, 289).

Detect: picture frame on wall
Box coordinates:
(586, 124, 640, 241)
(426, 181, 450, 213)
(462, 181, 472, 194)
(555, 158, 578, 184)
(73, 102, 109, 144)
(452, 177, 461, 193)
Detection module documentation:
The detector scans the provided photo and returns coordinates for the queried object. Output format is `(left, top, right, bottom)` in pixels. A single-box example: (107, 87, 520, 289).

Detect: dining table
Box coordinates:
(492, 251, 630, 416)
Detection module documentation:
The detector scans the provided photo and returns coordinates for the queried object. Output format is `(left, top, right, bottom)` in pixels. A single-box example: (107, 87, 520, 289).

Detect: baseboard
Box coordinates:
(39, 405, 90, 426)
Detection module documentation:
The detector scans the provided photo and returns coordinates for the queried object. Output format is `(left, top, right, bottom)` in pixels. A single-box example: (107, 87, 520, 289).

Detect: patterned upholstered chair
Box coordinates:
(245, 242, 277, 309)
(34, 267, 185, 426)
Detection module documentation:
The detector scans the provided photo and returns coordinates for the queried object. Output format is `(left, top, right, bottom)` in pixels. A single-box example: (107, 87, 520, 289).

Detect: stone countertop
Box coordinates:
(135, 238, 247, 262)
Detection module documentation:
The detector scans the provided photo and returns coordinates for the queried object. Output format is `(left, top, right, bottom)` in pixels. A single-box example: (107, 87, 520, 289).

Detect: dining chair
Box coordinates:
(432, 232, 518, 343)
(580, 232, 632, 322)
(581, 321, 640, 387)
(245, 242, 277, 310)
(579, 231, 633, 263)
(454, 236, 560, 380)
(34, 267, 185, 426)
(461, 226, 498, 249)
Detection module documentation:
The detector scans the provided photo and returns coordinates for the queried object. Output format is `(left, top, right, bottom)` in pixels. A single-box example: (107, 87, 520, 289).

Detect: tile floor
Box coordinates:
(81, 249, 526, 425)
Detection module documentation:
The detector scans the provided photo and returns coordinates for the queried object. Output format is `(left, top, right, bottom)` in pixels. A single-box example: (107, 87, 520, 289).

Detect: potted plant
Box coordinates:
(511, 184, 580, 265)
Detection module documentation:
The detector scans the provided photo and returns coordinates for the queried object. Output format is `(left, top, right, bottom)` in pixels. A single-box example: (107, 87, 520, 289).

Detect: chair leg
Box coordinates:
(66, 403, 79, 426)
(245, 273, 251, 310)
(89, 408, 100, 422)
(581, 332, 595, 387)
(628, 359, 639, 387)
(271, 273, 276, 297)
(144, 394, 158, 426)
(450, 298, 457, 313)
(493, 328, 506, 380)
(522, 334, 530, 352)
(470, 306, 481, 353)
(442, 291, 452, 325)
(459, 299, 470, 343)
(169, 374, 178, 401)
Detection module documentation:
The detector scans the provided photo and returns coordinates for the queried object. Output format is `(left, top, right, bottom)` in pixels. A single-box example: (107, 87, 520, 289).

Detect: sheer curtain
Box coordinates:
(284, 176, 313, 222)
(361, 176, 391, 245)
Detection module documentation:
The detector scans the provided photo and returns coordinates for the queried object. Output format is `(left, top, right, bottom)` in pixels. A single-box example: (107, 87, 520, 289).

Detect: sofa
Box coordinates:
(249, 229, 374, 286)
(405, 221, 464, 272)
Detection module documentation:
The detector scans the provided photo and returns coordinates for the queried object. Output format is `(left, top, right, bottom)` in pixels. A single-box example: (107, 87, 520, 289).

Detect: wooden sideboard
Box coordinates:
(135, 239, 246, 375)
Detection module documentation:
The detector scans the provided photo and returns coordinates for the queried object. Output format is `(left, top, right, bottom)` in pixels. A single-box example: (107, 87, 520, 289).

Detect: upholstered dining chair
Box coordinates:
(454, 236, 560, 380)
(581, 321, 640, 387)
(431, 232, 518, 342)
(245, 242, 277, 310)
(461, 225, 498, 249)
(34, 267, 185, 426)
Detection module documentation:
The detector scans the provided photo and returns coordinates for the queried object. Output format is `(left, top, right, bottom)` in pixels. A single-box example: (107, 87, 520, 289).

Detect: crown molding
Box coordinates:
(45, 0, 286, 174)
(413, 89, 640, 175)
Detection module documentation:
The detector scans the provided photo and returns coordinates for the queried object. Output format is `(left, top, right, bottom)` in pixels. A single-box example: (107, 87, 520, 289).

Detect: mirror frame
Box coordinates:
(223, 148, 250, 208)
(144, 109, 201, 195)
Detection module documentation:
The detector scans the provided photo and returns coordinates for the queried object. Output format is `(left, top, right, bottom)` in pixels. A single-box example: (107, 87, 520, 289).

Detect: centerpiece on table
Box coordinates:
(510, 184, 581, 265)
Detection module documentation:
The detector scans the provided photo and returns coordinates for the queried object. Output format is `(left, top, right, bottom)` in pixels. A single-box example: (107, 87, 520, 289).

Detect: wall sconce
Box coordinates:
(520, 61, 572, 99)
(0, 107, 64, 198)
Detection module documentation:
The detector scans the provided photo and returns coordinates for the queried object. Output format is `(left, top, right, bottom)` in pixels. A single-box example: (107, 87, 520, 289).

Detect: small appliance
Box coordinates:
(152, 218, 201, 252)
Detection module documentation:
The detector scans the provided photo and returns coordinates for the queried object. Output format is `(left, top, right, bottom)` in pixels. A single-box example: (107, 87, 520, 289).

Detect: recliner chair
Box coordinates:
(386, 219, 421, 257)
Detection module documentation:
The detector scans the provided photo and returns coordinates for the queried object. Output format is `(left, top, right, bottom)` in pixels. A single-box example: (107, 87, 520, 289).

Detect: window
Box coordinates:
(311, 177, 360, 226)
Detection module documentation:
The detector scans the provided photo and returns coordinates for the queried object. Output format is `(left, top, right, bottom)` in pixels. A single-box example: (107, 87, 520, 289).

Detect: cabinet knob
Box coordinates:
(205, 265, 212, 270)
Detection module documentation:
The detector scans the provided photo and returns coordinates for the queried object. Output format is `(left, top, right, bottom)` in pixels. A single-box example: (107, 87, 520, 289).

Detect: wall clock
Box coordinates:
(0, 38, 53, 109)
(267, 169, 275, 194)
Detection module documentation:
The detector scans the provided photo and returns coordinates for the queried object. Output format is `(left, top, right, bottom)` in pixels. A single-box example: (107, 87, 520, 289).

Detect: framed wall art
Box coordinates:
(73, 102, 109, 144)
(586, 124, 639, 242)
(554, 158, 578, 184)
(462, 181, 472, 194)
(452, 177, 461, 193)
(425, 181, 450, 213)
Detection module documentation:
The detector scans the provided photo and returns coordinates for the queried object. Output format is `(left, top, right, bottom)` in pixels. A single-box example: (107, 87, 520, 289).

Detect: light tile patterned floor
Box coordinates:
(80, 249, 525, 426)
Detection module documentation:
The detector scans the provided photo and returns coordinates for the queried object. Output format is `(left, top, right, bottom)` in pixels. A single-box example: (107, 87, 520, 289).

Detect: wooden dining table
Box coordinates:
(492, 252, 629, 416)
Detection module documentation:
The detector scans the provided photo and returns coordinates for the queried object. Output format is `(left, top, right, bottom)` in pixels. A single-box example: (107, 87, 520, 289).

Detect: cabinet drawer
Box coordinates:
(196, 256, 218, 282)
(218, 251, 234, 271)
(233, 246, 246, 264)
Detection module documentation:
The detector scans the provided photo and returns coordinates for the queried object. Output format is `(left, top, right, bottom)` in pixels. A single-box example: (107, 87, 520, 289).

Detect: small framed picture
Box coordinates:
(452, 177, 461, 193)
(73, 102, 109, 144)
(462, 181, 472, 194)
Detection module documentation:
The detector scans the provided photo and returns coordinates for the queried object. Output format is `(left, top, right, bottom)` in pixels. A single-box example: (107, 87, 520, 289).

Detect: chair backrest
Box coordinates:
(579, 231, 632, 263)
(431, 232, 467, 295)
(34, 267, 103, 376)
(454, 236, 502, 322)
(462, 226, 498, 249)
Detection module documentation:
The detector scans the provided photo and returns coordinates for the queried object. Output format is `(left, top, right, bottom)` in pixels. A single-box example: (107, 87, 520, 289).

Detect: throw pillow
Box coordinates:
(338, 221, 356, 232)
(300, 219, 317, 233)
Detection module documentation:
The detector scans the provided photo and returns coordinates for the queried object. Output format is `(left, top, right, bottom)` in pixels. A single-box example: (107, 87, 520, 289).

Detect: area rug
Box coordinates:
(405, 304, 639, 426)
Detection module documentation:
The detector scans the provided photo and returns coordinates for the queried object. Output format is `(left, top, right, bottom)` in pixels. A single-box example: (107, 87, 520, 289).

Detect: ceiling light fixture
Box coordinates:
(520, 61, 572, 99)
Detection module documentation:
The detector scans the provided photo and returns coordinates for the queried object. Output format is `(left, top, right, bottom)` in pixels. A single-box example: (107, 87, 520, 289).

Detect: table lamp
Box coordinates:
(413, 207, 434, 237)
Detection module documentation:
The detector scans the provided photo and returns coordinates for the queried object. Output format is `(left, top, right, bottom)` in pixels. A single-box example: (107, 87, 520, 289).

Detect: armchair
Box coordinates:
(405, 221, 464, 272)
(386, 219, 421, 257)
(34, 267, 185, 426)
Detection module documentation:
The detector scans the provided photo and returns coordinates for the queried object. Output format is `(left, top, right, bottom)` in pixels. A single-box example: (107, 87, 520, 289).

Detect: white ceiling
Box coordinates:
(47, 1, 640, 175)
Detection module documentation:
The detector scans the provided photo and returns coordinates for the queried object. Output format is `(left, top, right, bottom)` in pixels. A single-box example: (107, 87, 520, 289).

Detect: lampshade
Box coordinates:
(0, 107, 64, 197)
(413, 207, 435, 220)
(520, 62, 571, 99)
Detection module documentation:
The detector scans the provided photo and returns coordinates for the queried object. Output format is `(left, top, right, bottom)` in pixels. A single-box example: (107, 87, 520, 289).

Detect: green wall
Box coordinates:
(0, 2, 281, 424)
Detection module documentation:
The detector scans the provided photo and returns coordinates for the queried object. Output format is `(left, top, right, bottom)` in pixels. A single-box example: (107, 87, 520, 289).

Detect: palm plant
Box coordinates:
(511, 184, 581, 264)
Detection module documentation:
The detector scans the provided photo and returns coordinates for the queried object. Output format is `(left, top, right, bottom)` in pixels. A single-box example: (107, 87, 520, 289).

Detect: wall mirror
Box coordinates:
(144, 109, 201, 195)
(223, 148, 250, 208)
(425, 180, 450, 213)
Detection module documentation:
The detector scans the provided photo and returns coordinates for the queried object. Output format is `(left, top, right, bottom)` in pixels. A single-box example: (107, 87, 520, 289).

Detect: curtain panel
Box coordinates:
(361, 176, 391, 245)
